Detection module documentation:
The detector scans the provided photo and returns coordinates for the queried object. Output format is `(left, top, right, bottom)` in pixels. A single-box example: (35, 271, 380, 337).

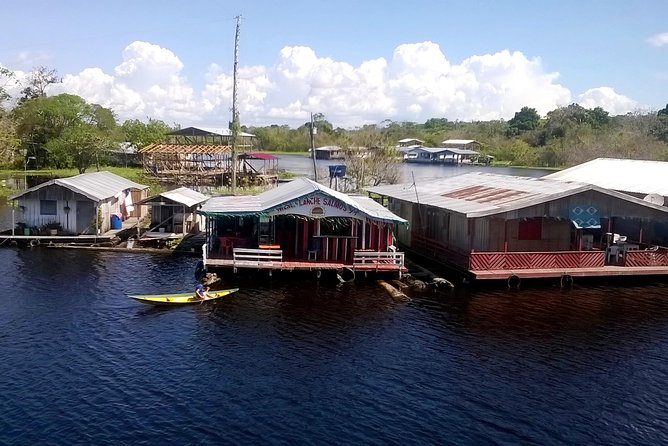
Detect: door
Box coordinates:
(76, 201, 95, 234)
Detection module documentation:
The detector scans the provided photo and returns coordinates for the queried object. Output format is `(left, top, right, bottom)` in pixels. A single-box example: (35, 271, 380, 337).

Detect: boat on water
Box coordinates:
(129, 288, 239, 305)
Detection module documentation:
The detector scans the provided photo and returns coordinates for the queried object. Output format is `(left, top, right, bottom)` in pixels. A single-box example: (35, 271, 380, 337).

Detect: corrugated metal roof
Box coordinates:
(169, 126, 255, 138)
(200, 195, 263, 215)
(366, 172, 668, 218)
(406, 146, 446, 154)
(545, 158, 668, 196)
(442, 139, 477, 145)
(398, 138, 424, 143)
(442, 148, 480, 155)
(10, 171, 148, 201)
(160, 187, 209, 207)
(200, 177, 407, 224)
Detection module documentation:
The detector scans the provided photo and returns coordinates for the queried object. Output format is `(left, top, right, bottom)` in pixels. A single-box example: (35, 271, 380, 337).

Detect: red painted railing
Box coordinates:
(624, 249, 668, 267)
(469, 251, 606, 271)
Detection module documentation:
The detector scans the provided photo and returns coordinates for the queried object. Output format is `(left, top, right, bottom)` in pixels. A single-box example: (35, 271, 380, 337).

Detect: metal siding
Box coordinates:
(473, 218, 489, 251)
(449, 214, 469, 252)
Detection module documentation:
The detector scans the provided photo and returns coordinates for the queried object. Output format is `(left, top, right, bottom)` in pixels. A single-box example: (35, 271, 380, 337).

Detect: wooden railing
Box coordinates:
(624, 249, 668, 267)
(353, 250, 405, 270)
(233, 247, 283, 270)
(469, 251, 605, 271)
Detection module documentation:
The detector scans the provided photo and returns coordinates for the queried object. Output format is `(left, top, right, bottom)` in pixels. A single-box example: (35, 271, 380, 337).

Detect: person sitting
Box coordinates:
(195, 283, 211, 300)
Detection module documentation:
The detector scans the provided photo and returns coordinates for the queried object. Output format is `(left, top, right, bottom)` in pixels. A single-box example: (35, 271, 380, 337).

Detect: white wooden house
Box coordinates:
(9, 171, 149, 235)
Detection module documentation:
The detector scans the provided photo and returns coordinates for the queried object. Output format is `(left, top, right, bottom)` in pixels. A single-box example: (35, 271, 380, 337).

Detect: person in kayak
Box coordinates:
(195, 283, 211, 300)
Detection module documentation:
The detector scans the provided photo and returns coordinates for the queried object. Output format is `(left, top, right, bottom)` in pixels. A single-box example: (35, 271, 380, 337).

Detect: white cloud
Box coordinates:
(577, 87, 637, 115)
(5, 39, 639, 127)
(648, 32, 668, 47)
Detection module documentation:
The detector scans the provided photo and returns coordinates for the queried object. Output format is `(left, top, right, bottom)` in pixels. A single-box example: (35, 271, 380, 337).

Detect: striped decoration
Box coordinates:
(470, 251, 606, 271)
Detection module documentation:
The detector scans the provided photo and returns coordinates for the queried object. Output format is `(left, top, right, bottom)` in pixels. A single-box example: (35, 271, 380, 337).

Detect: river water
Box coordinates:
(2, 159, 668, 445)
(1, 248, 668, 444)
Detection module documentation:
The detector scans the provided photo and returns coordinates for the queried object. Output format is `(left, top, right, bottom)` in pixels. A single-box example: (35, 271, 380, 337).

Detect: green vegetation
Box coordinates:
(1, 66, 668, 188)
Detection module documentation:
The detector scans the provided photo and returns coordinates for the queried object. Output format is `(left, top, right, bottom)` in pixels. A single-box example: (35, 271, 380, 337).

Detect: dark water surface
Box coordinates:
(1, 248, 668, 445)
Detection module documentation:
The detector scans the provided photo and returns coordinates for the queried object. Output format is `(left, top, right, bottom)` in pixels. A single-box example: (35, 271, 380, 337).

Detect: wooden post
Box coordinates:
(362, 219, 366, 249)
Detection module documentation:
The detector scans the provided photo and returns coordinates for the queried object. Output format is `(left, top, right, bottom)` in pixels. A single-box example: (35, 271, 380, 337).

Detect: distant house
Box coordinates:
(107, 142, 141, 167)
(546, 158, 668, 205)
(9, 171, 149, 235)
(397, 138, 424, 148)
(403, 146, 445, 163)
(441, 139, 481, 150)
(135, 186, 208, 236)
(314, 146, 344, 160)
(440, 140, 481, 164)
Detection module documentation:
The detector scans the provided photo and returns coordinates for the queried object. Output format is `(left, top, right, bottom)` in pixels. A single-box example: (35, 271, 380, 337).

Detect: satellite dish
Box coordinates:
(643, 193, 665, 206)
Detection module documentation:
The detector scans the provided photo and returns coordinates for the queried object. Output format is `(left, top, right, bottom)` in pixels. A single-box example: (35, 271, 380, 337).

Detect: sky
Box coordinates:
(1, 0, 667, 129)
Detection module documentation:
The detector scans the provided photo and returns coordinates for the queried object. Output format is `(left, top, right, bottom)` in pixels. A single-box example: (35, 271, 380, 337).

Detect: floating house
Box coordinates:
(134, 187, 208, 238)
(9, 171, 148, 235)
(440, 140, 481, 164)
(441, 139, 481, 150)
(368, 172, 668, 283)
(403, 146, 444, 163)
(314, 146, 345, 160)
(397, 138, 424, 148)
(545, 158, 668, 205)
(402, 145, 480, 165)
(198, 177, 407, 277)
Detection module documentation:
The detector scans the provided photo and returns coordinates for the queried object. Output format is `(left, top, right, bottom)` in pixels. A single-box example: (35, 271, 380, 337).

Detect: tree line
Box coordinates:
(2, 67, 667, 176)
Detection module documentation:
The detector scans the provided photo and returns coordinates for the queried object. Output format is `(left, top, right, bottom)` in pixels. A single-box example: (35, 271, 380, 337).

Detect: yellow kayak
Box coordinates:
(129, 288, 239, 305)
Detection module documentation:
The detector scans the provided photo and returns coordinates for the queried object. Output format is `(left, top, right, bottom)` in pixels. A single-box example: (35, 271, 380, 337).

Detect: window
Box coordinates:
(40, 200, 57, 215)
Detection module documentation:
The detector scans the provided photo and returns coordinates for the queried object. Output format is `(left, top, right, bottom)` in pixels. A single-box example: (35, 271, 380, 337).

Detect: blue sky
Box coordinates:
(1, 0, 667, 128)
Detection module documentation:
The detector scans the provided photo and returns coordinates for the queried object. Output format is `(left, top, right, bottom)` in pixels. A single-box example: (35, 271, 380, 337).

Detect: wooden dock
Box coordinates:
(203, 248, 406, 277)
(473, 265, 668, 280)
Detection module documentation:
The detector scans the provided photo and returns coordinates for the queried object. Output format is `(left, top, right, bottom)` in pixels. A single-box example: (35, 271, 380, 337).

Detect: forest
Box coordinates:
(1, 67, 668, 175)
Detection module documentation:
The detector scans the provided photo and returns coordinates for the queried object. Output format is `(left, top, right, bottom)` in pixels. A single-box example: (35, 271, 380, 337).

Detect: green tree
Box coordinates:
(12, 94, 117, 170)
(45, 122, 109, 173)
(586, 106, 610, 128)
(508, 106, 541, 135)
(121, 118, 172, 149)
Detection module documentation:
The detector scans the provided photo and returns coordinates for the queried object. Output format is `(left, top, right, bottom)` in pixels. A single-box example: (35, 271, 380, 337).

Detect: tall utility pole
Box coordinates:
(230, 15, 241, 193)
(310, 112, 318, 182)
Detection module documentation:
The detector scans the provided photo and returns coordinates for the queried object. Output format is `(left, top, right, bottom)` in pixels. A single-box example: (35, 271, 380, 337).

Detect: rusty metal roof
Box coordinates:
(367, 172, 668, 218)
(139, 143, 231, 155)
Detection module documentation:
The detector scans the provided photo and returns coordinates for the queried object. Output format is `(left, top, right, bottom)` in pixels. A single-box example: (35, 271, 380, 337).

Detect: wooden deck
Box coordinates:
(473, 265, 668, 280)
(469, 249, 668, 281)
(203, 247, 406, 276)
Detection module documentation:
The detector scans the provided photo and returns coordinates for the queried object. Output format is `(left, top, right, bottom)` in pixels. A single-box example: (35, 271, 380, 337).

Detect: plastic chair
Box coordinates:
(606, 245, 621, 263)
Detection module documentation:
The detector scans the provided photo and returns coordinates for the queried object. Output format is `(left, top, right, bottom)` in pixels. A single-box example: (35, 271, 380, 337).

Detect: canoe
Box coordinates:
(129, 288, 239, 305)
